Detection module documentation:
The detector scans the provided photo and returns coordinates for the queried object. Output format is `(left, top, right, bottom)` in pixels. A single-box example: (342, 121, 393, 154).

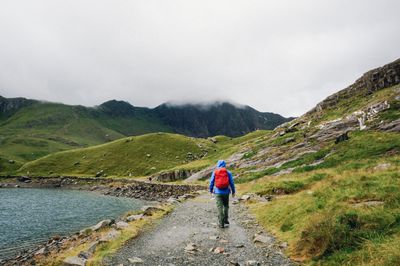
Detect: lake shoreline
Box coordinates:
(0, 175, 206, 201)
(0, 176, 205, 265)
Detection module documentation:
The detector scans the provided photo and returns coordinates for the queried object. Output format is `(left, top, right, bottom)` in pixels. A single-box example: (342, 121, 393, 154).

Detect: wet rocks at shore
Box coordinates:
(0, 176, 204, 265)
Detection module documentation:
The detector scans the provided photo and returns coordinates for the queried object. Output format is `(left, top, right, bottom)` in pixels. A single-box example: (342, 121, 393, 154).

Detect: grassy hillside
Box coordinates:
(0, 101, 171, 163)
(229, 66, 400, 264)
(241, 131, 400, 265)
(0, 97, 290, 165)
(18, 133, 219, 177)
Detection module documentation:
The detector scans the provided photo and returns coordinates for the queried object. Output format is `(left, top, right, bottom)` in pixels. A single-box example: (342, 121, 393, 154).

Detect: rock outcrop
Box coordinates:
(307, 58, 400, 115)
(151, 169, 196, 182)
(0, 96, 35, 117)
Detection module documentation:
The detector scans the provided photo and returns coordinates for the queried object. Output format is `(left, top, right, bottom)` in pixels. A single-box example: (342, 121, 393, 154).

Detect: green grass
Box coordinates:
(0, 156, 23, 174)
(19, 133, 219, 177)
(294, 131, 400, 173)
(240, 129, 400, 265)
(233, 84, 400, 266)
(379, 100, 400, 121)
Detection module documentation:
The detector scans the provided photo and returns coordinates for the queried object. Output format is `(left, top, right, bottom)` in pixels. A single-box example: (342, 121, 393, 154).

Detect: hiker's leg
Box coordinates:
(215, 194, 224, 226)
(222, 194, 229, 223)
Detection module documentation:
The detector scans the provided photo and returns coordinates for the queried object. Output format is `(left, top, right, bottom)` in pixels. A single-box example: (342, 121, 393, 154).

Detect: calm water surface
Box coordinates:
(0, 188, 146, 260)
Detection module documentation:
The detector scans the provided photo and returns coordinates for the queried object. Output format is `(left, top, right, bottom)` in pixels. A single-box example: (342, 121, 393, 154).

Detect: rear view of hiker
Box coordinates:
(209, 160, 235, 228)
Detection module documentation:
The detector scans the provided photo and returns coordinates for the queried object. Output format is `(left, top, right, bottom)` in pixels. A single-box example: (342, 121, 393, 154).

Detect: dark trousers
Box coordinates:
(215, 193, 229, 226)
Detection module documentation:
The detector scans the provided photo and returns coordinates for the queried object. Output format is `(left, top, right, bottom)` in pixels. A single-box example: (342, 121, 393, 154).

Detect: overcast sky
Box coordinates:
(0, 0, 399, 117)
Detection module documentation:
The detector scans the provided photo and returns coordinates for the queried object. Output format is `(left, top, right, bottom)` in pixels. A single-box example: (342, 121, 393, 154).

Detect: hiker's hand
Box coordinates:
(232, 193, 235, 198)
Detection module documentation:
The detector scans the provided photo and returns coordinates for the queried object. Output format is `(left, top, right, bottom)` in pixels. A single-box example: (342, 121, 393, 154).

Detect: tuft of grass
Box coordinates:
(294, 131, 400, 173)
(253, 180, 306, 195)
(235, 167, 280, 184)
(0, 156, 23, 174)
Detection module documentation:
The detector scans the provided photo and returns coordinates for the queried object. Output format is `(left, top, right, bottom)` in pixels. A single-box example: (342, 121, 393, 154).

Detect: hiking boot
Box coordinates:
(224, 220, 230, 225)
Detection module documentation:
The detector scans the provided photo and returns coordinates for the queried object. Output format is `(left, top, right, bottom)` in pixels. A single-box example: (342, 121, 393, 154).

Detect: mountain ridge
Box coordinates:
(0, 96, 291, 163)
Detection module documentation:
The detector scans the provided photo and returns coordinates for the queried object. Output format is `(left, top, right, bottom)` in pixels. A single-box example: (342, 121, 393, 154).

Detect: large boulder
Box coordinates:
(91, 219, 112, 231)
(310, 117, 358, 142)
(126, 214, 144, 222)
(99, 229, 121, 242)
(141, 206, 164, 216)
(115, 221, 129, 229)
(378, 118, 400, 132)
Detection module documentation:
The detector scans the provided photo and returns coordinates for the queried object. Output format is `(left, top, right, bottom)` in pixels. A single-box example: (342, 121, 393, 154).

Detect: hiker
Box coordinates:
(209, 160, 235, 228)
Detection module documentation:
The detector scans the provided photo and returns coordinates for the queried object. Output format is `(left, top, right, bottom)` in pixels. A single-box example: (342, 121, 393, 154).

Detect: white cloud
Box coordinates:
(0, 0, 399, 116)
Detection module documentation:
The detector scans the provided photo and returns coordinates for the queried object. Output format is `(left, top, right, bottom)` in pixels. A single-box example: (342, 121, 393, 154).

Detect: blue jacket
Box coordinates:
(209, 160, 235, 195)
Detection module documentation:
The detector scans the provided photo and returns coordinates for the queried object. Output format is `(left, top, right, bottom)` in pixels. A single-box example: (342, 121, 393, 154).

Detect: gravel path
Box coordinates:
(105, 193, 293, 266)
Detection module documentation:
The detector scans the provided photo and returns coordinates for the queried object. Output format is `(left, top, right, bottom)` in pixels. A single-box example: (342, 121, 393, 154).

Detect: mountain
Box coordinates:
(0, 97, 290, 163)
(154, 102, 290, 137)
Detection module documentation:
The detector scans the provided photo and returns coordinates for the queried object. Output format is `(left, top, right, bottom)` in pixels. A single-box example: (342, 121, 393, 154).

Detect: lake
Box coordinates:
(0, 188, 146, 260)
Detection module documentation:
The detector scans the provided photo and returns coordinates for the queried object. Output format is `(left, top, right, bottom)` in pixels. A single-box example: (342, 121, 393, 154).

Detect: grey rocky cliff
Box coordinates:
(0, 96, 35, 117)
(307, 58, 400, 115)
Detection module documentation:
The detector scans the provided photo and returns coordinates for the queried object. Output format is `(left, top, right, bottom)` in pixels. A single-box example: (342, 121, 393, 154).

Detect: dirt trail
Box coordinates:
(105, 193, 293, 266)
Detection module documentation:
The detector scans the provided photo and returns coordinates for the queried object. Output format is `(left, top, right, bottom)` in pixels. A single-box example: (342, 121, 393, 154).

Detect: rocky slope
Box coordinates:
(183, 58, 400, 182)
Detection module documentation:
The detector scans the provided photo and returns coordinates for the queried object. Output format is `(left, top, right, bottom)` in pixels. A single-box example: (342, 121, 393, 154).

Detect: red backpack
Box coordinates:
(214, 168, 229, 189)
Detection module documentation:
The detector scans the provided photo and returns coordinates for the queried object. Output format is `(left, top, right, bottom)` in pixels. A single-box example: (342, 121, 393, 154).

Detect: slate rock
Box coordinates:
(245, 260, 260, 266)
(253, 233, 273, 245)
(126, 214, 144, 222)
(91, 219, 112, 231)
(141, 206, 164, 216)
(63, 256, 86, 266)
(240, 195, 251, 201)
(100, 229, 121, 242)
(116, 221, 129, 229)
(128, 257, 144, 264)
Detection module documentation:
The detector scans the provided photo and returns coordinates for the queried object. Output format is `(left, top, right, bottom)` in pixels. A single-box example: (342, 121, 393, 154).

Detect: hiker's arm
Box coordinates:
(228, 171, 236, 195)
(209, 172, 215, 193)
